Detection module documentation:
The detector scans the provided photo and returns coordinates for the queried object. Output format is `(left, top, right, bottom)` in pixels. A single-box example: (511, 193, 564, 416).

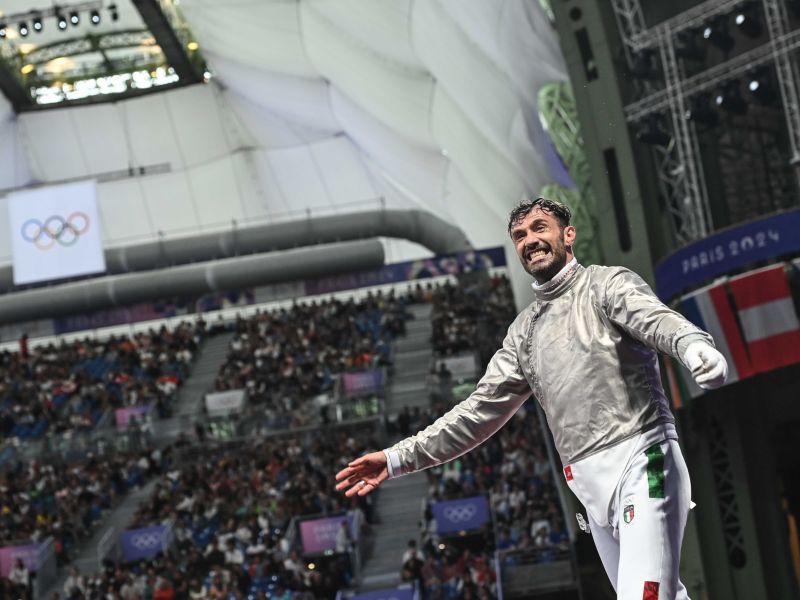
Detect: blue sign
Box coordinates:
(350, 588, 415, 600)
(432, 495, 490, 535)
(306, 247, 507, 295)
(655, 209, 800, 300)
(120, 525, 169, 562)
(342, 369, 385, 396)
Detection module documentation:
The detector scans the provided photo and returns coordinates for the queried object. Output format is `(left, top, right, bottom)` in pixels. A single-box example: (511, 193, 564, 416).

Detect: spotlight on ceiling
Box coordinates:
(18, 21, 29, 37)
(57, 12, 68, 31)
(747, 67, 778, 105)
(703, 15, 734, 53)
(734, 3, 763, 38)
(674, 29, 705, 62)
(684, 94, 719, 127)
(0, 24, 6, 39)
(715, 81, 748, 115)
(32, 14, 43, 33)
(70, 11, 79, 25)
(636, 115, 671, 146)
(109, 3, 119, 21)
(90, 9, 101, 25)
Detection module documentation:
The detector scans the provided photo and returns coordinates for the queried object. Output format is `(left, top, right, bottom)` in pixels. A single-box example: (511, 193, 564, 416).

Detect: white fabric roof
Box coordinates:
(0, 0, 568, 302)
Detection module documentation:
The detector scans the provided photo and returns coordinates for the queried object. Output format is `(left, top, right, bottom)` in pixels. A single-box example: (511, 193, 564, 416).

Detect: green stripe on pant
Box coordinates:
(645, 443, 665, 499)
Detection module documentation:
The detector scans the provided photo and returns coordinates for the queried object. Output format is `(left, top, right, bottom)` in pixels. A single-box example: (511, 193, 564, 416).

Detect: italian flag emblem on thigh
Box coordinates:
(623, 498, 635, 524)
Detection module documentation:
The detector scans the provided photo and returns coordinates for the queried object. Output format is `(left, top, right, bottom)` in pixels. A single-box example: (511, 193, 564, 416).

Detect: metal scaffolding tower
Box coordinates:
(611, 0, 800, 244)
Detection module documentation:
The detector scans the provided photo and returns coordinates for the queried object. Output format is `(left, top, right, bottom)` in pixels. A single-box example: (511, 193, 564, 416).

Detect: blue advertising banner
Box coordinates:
(432, 495, 490, 535)
(655, 209, 800, 300)
(299, 515, 355, 555)
(120, 525, 169, 562)
(342, 369, 385, 397)
(350, 588, 415, 600)
(305, 247, 507, 296)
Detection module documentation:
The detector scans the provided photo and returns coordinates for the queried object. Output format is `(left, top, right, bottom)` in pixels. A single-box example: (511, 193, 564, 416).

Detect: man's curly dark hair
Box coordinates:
(507, 196, 572, 235)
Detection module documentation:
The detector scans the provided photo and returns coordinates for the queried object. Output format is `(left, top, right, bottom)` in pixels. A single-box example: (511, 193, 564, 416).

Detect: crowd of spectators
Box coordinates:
(0, 447, 169, 570)
(1, 271, 541, 599)
(402, 405, 567, 599)
(213, 292, 408, 429)
(430, 275, 516, 368)
(51, 425, 378, 599)
(0, 321, 204, 444)
(396, 274, 568, 598)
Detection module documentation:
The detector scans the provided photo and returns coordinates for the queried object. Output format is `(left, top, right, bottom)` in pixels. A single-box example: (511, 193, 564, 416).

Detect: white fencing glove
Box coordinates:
(683, 342, 728, 389)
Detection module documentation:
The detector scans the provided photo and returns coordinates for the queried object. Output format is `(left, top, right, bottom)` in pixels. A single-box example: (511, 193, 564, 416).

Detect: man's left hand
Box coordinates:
(683, 342, 728, 389)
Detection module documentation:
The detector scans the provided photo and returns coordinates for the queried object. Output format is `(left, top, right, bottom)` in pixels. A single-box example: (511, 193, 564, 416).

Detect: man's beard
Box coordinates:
(525, 236, 568, 282)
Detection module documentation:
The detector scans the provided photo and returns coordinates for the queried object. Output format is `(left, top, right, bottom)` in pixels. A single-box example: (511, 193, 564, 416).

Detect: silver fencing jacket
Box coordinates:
(385, 260, 712, 475)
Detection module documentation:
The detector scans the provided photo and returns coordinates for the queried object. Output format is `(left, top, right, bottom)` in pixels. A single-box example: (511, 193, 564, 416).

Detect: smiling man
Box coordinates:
(336, 196, 727, 599)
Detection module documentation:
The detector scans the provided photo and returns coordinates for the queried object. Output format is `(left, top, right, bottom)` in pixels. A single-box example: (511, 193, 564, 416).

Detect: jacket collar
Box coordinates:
(530, 257, 582, 301)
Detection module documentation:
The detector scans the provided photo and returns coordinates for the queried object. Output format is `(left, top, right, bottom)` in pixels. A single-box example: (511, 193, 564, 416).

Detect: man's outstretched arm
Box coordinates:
(335, 318, 532, 496)
(601, 267, 727, 389)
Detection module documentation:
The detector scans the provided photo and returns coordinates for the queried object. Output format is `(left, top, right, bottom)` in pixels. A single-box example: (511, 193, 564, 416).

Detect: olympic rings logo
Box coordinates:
(443, 504, 477, 523)
(20, 212, 90, 250)
(130, 532, 162, 549)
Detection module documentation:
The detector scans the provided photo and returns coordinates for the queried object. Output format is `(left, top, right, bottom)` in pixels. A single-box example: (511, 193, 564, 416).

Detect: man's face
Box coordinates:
(510, 207, 575, 283)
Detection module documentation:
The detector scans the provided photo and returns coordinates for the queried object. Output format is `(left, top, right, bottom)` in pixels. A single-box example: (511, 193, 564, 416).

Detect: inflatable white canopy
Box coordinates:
(0, 0, 568, 304)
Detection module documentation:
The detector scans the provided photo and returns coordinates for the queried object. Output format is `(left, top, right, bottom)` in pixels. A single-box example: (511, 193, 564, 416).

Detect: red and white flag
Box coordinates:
(728, 264, 800, 374)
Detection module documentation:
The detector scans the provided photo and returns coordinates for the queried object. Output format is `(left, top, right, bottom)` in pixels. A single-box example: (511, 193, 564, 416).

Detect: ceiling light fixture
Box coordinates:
(70, 11, 79, 26)
(714, 80, 748, 115)
(702, 15, 734, 53)
(18, 21, 29, 37)
(90, 9, 100, 25)
(734, 3, 763, 38)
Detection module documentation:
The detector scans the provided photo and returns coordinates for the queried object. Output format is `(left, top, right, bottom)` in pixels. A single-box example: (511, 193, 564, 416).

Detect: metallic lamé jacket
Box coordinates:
(387, 262, 711, 472)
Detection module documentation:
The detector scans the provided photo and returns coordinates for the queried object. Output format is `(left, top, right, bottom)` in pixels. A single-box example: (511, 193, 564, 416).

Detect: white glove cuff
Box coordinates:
(384, 449, 402, 479)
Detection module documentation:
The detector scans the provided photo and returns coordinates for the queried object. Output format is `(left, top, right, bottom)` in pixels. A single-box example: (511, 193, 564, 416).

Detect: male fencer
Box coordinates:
(336, 197, 727, 599)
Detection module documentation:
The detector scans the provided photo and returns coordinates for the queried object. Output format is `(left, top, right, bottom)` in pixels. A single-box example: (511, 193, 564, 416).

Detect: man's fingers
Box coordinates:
(343, 479, 372, 498)
(339, 470, 387, 497)
(696, 359, 727, 389)
(357, 481, 374, 496)
(335, 472, 362, 490)
(335, 466, 355, 482)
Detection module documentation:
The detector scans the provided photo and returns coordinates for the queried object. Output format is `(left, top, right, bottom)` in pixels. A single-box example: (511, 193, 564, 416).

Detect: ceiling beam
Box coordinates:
(0, 63, 33, 111)
(130, 0, 202, 84)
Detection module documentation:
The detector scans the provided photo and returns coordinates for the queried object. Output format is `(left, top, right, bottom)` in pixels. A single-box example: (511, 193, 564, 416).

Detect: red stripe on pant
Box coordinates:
(643, 581, 659, 600)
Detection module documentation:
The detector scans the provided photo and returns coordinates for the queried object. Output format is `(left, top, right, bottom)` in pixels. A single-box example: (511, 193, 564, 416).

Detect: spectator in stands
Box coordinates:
(62, 566, 84, 597)
(0, 321, 202, 444)
(213, 293, 408, 430)
(0, 449, 167, 565)
(7, 558, 31, 599)
(402, 539, 423, 565)
(335, 520, 352, 554)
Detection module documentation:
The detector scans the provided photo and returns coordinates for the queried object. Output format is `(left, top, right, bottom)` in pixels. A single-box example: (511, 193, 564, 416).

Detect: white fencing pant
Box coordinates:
(588, 439, 693, 600)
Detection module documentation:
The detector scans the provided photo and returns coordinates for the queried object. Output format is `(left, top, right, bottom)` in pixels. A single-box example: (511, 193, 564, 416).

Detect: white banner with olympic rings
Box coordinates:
(7, 180, 105, 285)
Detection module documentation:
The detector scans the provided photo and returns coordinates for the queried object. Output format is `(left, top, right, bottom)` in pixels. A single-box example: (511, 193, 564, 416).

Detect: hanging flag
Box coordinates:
(663, 356, 701, 408)
(680, 280, 753, 385)
(728, 264, 800, 373)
